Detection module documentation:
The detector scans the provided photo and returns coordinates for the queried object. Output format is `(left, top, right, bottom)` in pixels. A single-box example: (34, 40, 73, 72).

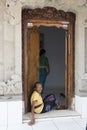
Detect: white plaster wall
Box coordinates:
(15, 23, 22, 76)
(0, 0, 22, 95)
(0, 100, 22, 126)
(0, 25, 4, 81)
(0, 1, 5, 81)
(75, 95, 87, 118)
(0, 0, 15, 82)
(3, 21, 15, 81)
(75, 8, 87, 96)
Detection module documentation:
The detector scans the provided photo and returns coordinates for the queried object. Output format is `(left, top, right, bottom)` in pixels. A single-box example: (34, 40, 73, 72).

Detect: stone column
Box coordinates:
(0, 3, 4, 81)
(75, 9, 87, 97)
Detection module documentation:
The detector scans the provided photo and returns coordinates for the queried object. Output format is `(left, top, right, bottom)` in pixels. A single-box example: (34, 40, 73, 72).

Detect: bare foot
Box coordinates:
(28, 120, 35, 126)
(56, 105, 66, 110)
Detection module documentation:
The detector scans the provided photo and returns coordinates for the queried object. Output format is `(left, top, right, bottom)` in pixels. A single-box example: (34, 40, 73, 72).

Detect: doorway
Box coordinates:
(22, 7, 75, 113)
(40, 26, 65, 105)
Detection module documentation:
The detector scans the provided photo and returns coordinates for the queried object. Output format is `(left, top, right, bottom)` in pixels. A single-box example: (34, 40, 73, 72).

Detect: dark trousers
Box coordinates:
(39, 73, 47, 89)
(41, 94, 58, 113)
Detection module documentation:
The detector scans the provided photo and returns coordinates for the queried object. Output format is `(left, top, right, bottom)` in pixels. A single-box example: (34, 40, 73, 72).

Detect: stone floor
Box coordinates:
(23, 110, 80, 121)
(1, 116, 87, 130)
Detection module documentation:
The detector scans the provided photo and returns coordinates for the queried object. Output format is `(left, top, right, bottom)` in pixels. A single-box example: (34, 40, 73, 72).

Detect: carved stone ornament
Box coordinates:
(22, 7, 76, 22)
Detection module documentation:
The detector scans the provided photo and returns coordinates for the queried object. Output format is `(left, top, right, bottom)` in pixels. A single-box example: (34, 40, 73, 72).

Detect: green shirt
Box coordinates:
(39, 55, 49, 74)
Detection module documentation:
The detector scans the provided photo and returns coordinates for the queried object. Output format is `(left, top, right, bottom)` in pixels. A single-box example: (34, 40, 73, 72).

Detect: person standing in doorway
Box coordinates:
(39, 49, 50, 90)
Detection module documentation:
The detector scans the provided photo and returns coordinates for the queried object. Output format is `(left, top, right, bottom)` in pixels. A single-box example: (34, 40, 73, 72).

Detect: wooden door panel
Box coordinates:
(28, 27, 39, 89)
(25, 26, 39, 112)
(65, 30, 68, 108)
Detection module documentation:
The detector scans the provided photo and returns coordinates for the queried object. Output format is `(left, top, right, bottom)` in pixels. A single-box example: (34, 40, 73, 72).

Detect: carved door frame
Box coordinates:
(22, 7, 76, 113)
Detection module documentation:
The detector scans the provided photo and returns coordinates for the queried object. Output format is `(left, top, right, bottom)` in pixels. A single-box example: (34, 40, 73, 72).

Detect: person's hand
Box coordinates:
(28, 118, 35, 125)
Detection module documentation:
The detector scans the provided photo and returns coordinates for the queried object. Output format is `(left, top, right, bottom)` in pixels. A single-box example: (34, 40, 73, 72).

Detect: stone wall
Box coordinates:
(0, 0, 5, 81)
(75, 8, 87, 96)
(0, 0, 22, 95)
(0, 0, 87, 96)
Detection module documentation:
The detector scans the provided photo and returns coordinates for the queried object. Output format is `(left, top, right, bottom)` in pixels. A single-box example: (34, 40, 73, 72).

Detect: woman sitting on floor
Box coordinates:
(28, 82, 63, 125)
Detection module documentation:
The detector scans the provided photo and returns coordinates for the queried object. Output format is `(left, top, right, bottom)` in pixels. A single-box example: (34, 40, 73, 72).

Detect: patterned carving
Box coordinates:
(22, 7, 76, 22)
(0, 74, 22, 96)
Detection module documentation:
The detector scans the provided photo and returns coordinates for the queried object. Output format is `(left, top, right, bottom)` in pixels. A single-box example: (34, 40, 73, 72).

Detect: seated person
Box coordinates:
(28, 82, 62, 125)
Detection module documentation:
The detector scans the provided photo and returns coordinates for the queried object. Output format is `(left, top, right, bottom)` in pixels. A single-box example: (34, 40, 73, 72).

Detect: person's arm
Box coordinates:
(28, 101, 36, 125)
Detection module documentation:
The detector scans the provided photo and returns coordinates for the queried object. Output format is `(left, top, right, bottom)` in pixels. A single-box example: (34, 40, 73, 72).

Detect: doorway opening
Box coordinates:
(22, 7, 76, 114)
(40, 26, 65, 106)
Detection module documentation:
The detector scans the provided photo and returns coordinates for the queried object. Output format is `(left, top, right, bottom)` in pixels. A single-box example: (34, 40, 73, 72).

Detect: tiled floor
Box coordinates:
(23, 110, 80, 120)
(2, 116, 87, 130)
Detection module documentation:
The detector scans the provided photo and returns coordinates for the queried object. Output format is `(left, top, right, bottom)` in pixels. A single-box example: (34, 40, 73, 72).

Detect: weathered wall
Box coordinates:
(0, 1, 5, 81)
(75, 8, 87, 96)
(0, 0, 87, 96)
